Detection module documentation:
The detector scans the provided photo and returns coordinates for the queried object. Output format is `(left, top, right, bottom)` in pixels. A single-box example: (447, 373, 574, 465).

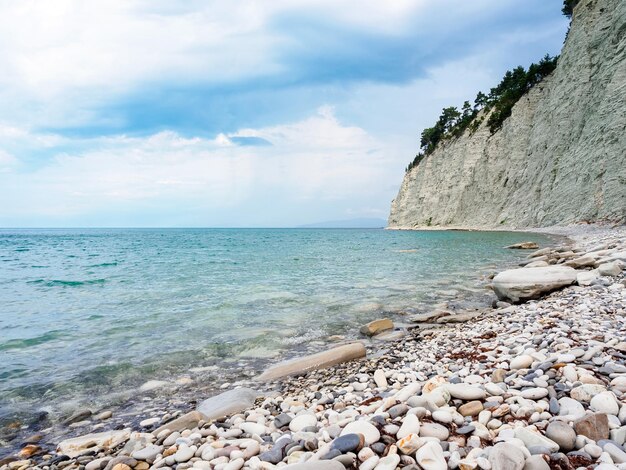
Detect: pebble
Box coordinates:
(510, 355, 534, 370)
(489, 442, 525, 470)
(374, 369, 388, 388)
(397, 413, 421, 439)
(545, 421, 576, 451)
(415, 441, 446, 470)
(341, 420, 380, 445)
(590, 391, 620, 415)
(289, 413, 317, 432)
(330, 433, 362, 453)
(419, 422, 449, 440)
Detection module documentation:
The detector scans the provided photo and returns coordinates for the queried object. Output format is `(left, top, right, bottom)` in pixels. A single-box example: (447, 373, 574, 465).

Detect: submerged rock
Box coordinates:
(506, 242, 539, 249)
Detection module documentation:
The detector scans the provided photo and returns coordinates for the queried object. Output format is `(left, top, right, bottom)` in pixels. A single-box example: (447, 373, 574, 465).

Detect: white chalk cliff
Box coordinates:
(388, 0, 626, 229)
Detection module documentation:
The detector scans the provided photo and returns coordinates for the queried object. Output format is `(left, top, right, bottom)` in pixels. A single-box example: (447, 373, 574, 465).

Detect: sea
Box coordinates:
(0, 228, 553, 434)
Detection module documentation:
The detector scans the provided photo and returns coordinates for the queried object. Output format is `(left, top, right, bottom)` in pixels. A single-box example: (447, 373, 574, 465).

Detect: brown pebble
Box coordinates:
(573, 413, 609, 442)
(112, 465, 131, 470)
(18, 445, 40, 458)
(458, 401, 484, 417)
(491, 369, 506, 383)
(163, 445, 178, 457)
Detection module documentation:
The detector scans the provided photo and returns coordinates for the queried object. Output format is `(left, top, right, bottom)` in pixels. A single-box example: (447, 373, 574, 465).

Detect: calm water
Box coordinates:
(0, 228, 552, 424)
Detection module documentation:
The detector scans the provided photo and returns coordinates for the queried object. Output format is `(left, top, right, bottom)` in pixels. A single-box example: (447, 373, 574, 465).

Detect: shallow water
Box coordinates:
(0, 228, 552, 424)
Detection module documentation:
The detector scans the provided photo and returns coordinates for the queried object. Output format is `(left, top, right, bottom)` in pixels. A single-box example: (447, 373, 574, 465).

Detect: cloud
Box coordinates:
(0, 0, 566, 135)
(0, 107, 401, 226)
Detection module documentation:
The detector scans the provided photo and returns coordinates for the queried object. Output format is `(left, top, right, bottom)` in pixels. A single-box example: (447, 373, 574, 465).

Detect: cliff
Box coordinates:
(388, 0, 626, 229)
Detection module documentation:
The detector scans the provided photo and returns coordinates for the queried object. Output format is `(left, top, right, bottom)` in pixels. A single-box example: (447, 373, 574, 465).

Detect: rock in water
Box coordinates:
(492, 266, 577, 302)
(359, 318, 393, 336)
(197, 388, 260, 420)
(506, 242, 539, 249)
(257, 343, 366, 381)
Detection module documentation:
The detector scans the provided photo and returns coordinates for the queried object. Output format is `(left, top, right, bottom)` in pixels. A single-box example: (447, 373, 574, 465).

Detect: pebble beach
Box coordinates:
(3, 225, 626, 470)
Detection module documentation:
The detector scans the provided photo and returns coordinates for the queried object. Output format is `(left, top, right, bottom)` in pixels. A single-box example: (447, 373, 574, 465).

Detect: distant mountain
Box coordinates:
(299, 218, 386, 228)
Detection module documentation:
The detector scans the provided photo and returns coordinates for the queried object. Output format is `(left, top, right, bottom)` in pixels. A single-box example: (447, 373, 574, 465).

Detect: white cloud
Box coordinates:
(0, 107, 401, 225)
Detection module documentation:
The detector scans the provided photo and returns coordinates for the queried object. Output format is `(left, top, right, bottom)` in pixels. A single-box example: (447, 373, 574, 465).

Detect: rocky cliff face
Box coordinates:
(388, 0, 626, 229)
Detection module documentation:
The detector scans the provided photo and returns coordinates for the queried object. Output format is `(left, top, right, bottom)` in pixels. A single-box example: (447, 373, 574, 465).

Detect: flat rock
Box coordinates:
(153, 410, 207, 435)
(57, 429, 131, 458)
(577, 270, 599, 286)
(514, 428, 559, 452)
(574, 413, 610, 442)
(565, 256, 597, 268)
(197, 388, 260, 420)
(489, 442, 525, 470)
(523, 455, 550, 470)
(492, 266, 577, 303)
(598, 260, 623, 276)
(445, 383, 486, 400)
(360, 318, 393, 336)
(130, 444, 162, 463)
(257, 343, 366, 381)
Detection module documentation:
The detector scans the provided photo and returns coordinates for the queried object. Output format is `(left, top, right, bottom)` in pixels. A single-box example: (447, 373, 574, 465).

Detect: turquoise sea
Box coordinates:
(0, 228, 552, 428)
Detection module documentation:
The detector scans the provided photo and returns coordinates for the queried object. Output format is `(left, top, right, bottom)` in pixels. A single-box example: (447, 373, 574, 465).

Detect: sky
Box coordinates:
(0, 1, 569, 227)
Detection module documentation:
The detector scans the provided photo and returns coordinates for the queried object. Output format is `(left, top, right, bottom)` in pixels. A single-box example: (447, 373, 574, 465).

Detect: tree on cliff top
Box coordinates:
(406, 54, 558, 172)
(562, 0, 581, 18)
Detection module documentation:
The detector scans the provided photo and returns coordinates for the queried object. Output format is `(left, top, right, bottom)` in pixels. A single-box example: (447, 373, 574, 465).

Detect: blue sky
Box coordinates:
(0, 1, 568, 227)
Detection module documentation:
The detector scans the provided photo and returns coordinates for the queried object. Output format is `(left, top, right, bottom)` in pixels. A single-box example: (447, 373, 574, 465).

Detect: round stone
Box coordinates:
(330, 433, 363, 453)
(419, 422, 449, 441)
(289, 414, 318, 432)
(545, 421, 576, 451)
(510, 355, 534, 370)
(590, 391, 619, 415)
(341, 420, 380, 445)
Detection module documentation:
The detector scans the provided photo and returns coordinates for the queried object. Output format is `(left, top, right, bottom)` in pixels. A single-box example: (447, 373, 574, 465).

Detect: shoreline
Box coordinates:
(2, 224, 625, 470)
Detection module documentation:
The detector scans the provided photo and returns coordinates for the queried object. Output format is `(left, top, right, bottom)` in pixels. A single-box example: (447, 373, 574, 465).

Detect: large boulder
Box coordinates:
(197, 388, 260, 420)
(492, 266, 577, 303)
(257, 342, 366, 381)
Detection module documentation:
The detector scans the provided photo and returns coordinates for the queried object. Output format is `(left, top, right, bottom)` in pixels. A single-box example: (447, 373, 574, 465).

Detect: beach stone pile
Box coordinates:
(4, 228, 626, 470)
